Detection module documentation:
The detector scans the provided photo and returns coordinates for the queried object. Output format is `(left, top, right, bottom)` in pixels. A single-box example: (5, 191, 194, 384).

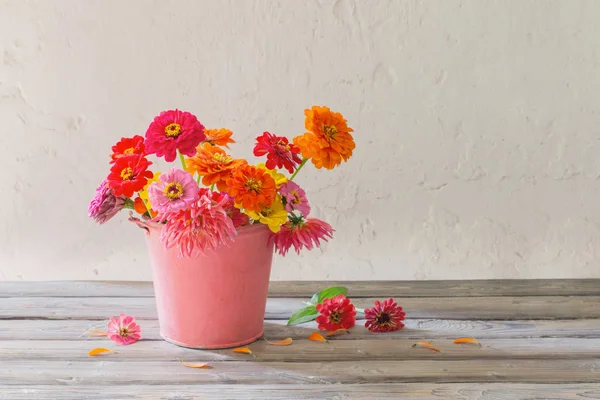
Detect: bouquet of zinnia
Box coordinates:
(89, 106, 355, 257)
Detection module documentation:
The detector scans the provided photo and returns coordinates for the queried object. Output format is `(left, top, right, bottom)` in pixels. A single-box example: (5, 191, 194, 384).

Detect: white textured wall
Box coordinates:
(2, 0, 600, 281)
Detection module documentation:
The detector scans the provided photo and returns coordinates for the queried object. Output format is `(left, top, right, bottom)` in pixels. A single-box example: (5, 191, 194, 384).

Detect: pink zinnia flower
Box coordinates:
(88, 180, 126, 224)
(159, 189, 237, 257)
(147, 168, 199, 214)
(315, 294, 356, 331)
(210, 191, 250, 228)
(270, 215, 334, 256)
(107, 314, 142, 345)
(364, 298, 406, 333)
(279, 181, 311, 216)
(145, 109, 206, 162)
(253, 131, 302, 174)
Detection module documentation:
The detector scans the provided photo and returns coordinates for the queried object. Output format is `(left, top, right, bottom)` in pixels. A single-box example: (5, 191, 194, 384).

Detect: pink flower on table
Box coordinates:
(145, 109, 206, 162)
(159, 189, 238, 257)
(88, 180, 126, 224)
(279, 181, 311, 216)
(107, 314, 142, 345)
(364, 298, 406, 333)
(147, 168, 199, 214)
(270, 215, 334, 256)
(210, 191, 250, 228)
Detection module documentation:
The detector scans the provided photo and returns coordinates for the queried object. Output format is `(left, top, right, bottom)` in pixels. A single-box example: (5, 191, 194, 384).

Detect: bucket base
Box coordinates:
(160, 330, 264, 350)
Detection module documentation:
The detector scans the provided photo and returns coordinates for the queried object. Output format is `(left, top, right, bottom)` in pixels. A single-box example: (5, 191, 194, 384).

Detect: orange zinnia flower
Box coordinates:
(186, 143, 245, 191)
(204, 128, 235, 148)
(225, 164, 277, 213)
(293, 106, 355, 170)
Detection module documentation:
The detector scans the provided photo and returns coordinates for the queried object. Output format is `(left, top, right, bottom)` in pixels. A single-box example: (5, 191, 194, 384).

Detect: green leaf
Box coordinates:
(287, 305, 318, 326)
(309, 286, 348, 305)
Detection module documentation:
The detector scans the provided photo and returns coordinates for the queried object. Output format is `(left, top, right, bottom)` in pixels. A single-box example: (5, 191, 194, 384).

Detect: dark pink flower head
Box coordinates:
(147, 168, 199, 214)
(270, 215, 334, 256)
(159, 189, 238, 257)
(145, 109, 206, 162)
(107, 314, 142, 345)
(364, 298, 406, 333)
(279, 181, 311, 216)
(88, 180, 126, 224)
(253, 131, 302, 174)
(210, 191, 250, 228)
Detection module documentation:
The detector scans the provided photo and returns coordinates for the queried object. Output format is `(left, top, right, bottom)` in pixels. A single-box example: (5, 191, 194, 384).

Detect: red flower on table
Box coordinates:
(364, 298, 406, 333)
(315, 294, 356, 331)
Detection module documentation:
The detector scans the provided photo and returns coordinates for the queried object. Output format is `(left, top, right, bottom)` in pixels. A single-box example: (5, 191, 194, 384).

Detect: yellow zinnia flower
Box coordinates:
(257, 163, 287, 188)
(246, 195, 288, 233)
(139, 171, 161, 212)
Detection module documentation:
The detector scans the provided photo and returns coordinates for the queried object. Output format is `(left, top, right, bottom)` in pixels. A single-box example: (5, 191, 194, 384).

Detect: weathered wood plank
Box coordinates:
(2, 338, 599, 361)
(2, 383, 600, 400)
(2, 318, 600, 341)
(2, 359, 600, 384)
(2, 296, 599, 320)
(2, 279, 599, 298)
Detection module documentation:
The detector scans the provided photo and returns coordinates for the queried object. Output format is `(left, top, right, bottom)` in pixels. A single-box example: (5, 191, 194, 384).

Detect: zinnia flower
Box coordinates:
(293, 106, 355, 170)
(186, 143, 246, 191)
(225, 164, 277, 213)
(88, 180, 126, 224)
(246, 195, 289, 233)
(159, 189, 237, 257)
(257, 163, 287, 188)
(138, 171, 161, 216)
(315, 294, 356, 331)
(211, 192, 249, 228)
(271, 215, 333, 256)
(107, 314, 142, 345)
(110, 135, 145, 163)
(145, 109, 206, 162)
(147, 168, 199, 214)
(364, 298, 406, 333)
(204, 128, 235, 148)
(107, 155, 153, 198)
(279, 181, 310, 216)
(253, 131, 302, 173)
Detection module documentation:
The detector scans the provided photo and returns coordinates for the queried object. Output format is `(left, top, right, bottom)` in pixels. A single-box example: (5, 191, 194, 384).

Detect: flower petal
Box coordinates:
(308, 332, 327, 342)
(88, 348, 113, 356)
(453, 338, 481, 346)
(233, 346, 253, 355)
(265, 338, 293, 346)
(411, 342, 440, 352)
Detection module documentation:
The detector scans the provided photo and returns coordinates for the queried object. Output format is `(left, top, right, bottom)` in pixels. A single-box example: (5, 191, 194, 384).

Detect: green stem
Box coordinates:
(178, 151, 186, 170)
(210, 183, 215, 191)
(196, 174, 201, 185)
(289, 158, 309, 181)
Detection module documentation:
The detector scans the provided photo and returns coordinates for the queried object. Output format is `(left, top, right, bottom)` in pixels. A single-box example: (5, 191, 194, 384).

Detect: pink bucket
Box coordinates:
(137, 221, 274, 349)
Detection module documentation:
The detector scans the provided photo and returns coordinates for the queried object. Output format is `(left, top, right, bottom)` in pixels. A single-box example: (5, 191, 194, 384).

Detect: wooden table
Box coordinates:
(1, 280, 600, 399)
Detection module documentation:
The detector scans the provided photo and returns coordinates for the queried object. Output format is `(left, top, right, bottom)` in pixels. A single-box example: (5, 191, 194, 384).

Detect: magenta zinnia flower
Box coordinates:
(147, 168, 199, 214)
(210, 191, 250, 228)
(145, 109, 206, 162)
(270, 215, 334, 256)
(279, 181, 311, 216)
(88, 180, 126, 224)
(107, 314, 142, 345)
(159, 189, 237, 257)
(364, 298, 406, 333)
(253, 131, 302, 173)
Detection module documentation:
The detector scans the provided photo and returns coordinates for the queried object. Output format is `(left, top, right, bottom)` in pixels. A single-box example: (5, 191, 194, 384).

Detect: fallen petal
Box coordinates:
(179, 360, 212, 369)
(326, 328, 349, 337)
(308, 332, 327, 342)
(411, 341, 441, 352)
(88, 348, 113, 356)
(265, 338, 293, 346)
(453, 337, 481, 346)
(233, 346, 253, 355)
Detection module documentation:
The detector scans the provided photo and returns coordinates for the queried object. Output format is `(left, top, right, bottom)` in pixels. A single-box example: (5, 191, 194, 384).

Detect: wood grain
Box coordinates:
(2, 338, 599, 361)
(2, 295, 599, 320)
(2, 279, 599, 298)
(2, 359, 600, 384)
(2, 383, 600, 400)
(2, 318, 600, 341)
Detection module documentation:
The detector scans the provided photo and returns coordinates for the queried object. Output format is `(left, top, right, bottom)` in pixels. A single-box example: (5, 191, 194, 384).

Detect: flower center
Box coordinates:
(376, 312, 391, 324)
(290, 190, 301, 204)
(123, 147, 135, 154)
(329, 311, 342, 324)
(323, 124, 337, 138)
(245, 178, 262, 193)
(164, 183, 184, 200)
(120, 167, 134, 180)
(277, 140, 291, 152)
(118, 327, 130, 337)
(212, 153, 232, 163)
(165, 123, 182, 138)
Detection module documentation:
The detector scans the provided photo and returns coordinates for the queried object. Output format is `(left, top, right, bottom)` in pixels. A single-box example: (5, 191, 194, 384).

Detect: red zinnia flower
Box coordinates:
(253, 132, 302, 174)
(110, 135, 145, 163)
(364, 298, 406, 333)
(315, 294, 356, 331)
(107, 155, 153, 198)
(145, 109, 206, 162)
